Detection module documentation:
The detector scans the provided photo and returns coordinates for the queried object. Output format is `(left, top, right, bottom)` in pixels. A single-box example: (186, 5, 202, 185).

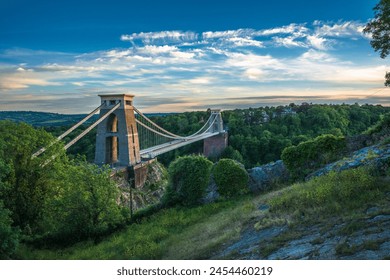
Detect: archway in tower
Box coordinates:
(105, 113, 119, 164)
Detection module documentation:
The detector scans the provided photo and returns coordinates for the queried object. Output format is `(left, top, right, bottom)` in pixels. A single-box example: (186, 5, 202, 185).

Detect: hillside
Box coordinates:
(0, 111, 98, 127)
(16, 164, 390, 260)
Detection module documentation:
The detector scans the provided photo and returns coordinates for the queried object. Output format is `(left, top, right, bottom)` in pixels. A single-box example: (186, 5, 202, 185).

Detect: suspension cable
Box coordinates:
(135, 113, 218, 140)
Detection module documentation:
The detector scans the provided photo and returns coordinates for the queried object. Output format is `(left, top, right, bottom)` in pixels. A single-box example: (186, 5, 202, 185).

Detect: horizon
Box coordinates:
(1, 100, 388, 116)
(1, 0, 390, 113)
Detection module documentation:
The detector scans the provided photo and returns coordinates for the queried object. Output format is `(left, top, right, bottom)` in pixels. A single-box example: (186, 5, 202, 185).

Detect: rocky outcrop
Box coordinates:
(115, 161, 168, 211)
(202, 175, 220, 204)
(248, 160, 290, 193)
(213, 200, 390, 260)
(307, 144, 390, 180)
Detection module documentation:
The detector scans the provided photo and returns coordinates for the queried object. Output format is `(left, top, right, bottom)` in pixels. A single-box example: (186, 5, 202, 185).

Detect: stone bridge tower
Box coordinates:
(94, 94, 141, 167)
(203, 109, 228, 158)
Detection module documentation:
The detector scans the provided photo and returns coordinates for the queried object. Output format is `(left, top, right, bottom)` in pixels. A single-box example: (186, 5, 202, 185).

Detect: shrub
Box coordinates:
(213, 159, 249, 198)
(281, 134, 346, 179)
(165, 155, 213, 206)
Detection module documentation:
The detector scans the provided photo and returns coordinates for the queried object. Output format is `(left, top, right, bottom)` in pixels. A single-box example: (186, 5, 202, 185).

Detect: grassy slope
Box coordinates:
(16, 167, 390, 260)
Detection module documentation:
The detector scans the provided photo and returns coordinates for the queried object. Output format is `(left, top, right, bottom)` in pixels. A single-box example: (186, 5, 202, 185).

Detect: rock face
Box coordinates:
(202, 175, 220, 204)
(213, 203, 390, 260)
(248, 160, 290, 193)
(115, 161, 168, 211)
(307, 144, 390, 180)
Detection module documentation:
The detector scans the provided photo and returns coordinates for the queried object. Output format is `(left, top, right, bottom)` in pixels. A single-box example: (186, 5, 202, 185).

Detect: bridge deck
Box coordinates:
(140, 132, 220, 159)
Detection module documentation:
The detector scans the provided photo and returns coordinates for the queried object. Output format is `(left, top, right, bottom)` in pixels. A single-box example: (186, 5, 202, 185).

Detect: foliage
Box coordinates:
(0, 121, 66, 233)
(213, 159, 249, 197)
(165, 155, 213, 206)
(364, 0, 390, 59)
(364, 0, 390, 85)
(41, 159, 129, 245)
(281, 134, 347, 179)
(223, 104, 386, 168)
(219, 146, 244, 163)
(0, 200, 19, 259)
(364, 112, 390, 135)
(0, 121, 128, 247)
(269, 168, 379, 215)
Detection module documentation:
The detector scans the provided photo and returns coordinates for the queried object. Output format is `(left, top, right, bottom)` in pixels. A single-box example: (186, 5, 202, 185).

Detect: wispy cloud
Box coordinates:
(121, 31, 198, 45)
(0, 20, 386, 113)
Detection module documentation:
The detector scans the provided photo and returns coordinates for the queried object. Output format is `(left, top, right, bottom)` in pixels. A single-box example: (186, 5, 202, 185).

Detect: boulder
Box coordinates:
(248, 160, 290, 193)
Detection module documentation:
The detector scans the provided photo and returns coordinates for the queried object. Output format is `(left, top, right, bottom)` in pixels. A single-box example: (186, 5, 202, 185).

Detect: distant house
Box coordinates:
(272, 107, 297, 118)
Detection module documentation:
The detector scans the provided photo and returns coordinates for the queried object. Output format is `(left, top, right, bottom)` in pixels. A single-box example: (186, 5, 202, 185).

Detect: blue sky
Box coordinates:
(1, 0, 389, 113)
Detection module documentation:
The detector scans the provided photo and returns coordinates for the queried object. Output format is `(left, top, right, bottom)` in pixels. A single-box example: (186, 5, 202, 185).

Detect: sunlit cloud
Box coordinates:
(0, 20, 387, 113)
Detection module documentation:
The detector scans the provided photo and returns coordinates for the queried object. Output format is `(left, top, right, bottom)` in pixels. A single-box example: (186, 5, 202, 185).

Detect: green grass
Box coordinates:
(16, 197, 259, 260)
(269, 167, 388, 217)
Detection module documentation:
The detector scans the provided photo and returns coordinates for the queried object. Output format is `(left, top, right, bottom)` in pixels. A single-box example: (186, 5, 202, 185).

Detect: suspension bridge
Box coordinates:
(33, 94, 227, 186)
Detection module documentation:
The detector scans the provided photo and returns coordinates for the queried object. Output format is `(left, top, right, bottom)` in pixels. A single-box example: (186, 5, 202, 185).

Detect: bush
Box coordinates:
(165, 155, 213, 206)
(213, 159, 249, 197)
(281, 134, 346, 179)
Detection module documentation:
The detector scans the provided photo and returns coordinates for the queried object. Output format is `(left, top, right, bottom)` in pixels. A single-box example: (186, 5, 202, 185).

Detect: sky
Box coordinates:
(1, 0, 389, 113)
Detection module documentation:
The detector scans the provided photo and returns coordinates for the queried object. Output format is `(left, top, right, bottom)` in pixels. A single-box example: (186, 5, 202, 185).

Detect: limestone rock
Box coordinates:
(248, 160, 290, 193)
(307, 144, 390, 180)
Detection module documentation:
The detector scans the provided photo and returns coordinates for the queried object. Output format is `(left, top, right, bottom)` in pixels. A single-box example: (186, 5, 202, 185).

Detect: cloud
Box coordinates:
(121, 31, 198, 45)
(0, 68, 63, 90)
(273, 36, 307, 48)
(314, 20, 367, 38)
(306, 35, 331, 50)
(0, 20, 385, 113)
(256, 23, 309, 36)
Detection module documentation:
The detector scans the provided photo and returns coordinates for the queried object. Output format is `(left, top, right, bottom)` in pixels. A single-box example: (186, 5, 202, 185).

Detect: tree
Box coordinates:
(165, 155, 213, 206)
(42, 159, 128, 244)
(364, 0, 390, 86)
(0, 121, 66, 233)
(213, 159, 249, 197)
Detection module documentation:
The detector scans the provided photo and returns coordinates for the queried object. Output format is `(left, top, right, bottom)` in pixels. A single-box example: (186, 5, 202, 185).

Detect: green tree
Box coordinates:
(43, 159, 128, 244)
(165, 155, 213, 206)
(0, 121, 65, 233)
(213, 159, 249, 197)
(281, 134, 347, 179)
(364, 0, 390, 86)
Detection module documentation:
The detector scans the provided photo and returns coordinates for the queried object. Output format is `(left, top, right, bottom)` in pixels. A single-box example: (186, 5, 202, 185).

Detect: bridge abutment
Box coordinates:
(203, 131, 228, 158)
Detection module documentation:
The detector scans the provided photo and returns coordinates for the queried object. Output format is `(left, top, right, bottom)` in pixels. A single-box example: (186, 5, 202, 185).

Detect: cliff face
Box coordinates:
(114, 161, 168, 212)
(247, 160, 290, 193)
